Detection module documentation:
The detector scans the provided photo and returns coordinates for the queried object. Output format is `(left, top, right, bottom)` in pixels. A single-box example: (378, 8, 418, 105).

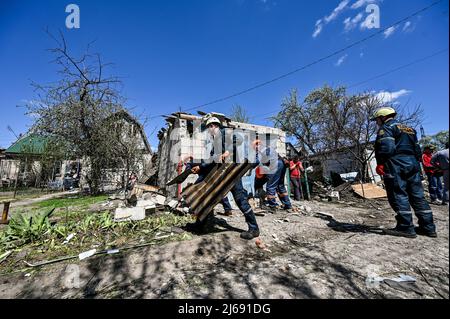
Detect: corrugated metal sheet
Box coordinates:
(181, 161, 253, 221)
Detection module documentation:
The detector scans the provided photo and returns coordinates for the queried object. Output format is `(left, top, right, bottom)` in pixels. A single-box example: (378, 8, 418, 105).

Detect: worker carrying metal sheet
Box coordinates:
(184, 116, 260, 240)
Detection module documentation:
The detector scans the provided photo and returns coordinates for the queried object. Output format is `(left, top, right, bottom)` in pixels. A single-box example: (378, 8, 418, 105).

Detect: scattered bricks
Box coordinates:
(329, 191, 340, 201)
(255, 238, 266, 250)
(150, 194, 167, 206)
(166, 199, 178, 209)
(114, 207, 146, 222)
(136, 200, 156, 209)
(136, 200, 157, 214)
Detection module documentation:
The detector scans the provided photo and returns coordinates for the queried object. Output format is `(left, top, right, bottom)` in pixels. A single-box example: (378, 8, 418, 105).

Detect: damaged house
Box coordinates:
(155, 112, 287, 199)
(304, 143, 382, 186)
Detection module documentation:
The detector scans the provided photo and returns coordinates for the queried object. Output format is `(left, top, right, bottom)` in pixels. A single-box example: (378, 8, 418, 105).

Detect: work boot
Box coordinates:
(383, 228, 417, 238)
(430, 199, 442, 205)
(414, 227, 437, 238)
(266, 206, 277, 213)
(183, 221, 206, 234)
(282, 205, 293, 213)
(240, 228, 260, 240)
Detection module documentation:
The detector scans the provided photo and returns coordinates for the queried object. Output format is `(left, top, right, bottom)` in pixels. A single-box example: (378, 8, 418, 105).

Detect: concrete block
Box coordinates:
(114, 207, 146, 222)
(136, 200, 156, 209)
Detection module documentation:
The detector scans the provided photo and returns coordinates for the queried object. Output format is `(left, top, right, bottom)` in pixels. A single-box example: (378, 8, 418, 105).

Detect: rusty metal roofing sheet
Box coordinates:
(181, 160, 253, 221)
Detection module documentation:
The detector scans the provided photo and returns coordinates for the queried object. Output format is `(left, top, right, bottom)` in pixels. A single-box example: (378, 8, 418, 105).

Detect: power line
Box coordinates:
(248, 47, 449, 121)
(183, 1, 444, 111)
(348, 48, 448, 88)
(149, 0, 444, 119)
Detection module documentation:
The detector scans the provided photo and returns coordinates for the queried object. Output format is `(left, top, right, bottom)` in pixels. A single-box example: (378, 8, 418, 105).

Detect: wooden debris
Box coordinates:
(133, 183, 160, 193)
(352, 183, 387, 199)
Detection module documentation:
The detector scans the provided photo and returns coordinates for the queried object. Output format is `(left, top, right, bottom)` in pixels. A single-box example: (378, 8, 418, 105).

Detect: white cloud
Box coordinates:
(403, 21, 411, 30)
(360, 16, 372, 30)
(312, 19, 323, 38)
(402, 20, 415, 33)
(383, 26, 397, 38)
(312, 0, 350, 38)
(351, 0, 378, 9)
(324, 0, 350, 23)
(335, 54, 348, 66)
(375, 89, 411, 103)
(343, 12, 363, 31)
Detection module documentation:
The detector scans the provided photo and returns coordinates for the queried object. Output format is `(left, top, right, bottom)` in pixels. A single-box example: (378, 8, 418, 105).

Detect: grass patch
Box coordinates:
(36, 195, 108, 209)
(0, 207, 195, 274)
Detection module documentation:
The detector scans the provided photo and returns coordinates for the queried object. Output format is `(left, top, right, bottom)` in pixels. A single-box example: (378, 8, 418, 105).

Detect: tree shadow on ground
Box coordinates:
(325, 217, 385, 235)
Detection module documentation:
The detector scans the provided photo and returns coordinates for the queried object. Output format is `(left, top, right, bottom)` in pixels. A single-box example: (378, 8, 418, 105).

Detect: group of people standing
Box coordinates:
(182, 109, 447, 241)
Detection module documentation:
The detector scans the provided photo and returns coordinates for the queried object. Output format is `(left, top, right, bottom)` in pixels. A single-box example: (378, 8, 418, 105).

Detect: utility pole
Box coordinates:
(420, 126, 426, 139)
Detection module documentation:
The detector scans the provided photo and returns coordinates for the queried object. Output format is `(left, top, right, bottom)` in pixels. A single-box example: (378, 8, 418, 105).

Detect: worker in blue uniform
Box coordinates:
(184, 116, 260, 240)
(251, 139, 292, 212)
(372, 107, 437, 238)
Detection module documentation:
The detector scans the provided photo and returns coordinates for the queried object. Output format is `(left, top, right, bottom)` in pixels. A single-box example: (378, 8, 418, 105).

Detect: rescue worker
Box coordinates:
(422, 145, 443, 204)
(185, 116, 260, 240)
(254, 165, 269, 207)
(372, 107, 437, 238)
(431, 142, 449, 206)
(251, 139, 293, 212)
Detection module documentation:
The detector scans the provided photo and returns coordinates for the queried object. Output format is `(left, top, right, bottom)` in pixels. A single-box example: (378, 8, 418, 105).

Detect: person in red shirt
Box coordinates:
(289, 156, 304, 201)
(422, 145, 443, 204)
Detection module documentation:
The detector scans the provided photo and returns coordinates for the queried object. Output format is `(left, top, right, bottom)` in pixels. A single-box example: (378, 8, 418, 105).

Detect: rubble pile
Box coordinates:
(308, 178, 387, 204)
(110, 183, 184, 222)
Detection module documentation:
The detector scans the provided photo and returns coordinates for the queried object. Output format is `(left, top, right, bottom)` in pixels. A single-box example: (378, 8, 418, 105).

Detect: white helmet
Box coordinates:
(205, 116, 221, 127)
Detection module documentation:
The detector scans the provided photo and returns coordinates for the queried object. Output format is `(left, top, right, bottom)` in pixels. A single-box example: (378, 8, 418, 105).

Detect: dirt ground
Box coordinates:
(0, 197, 448, 299)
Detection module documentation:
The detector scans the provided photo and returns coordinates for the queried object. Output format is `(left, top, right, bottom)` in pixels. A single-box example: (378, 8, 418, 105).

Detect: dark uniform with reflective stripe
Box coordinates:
(375, 118, 436, 234)
(189, 128, 259, 232)
(256, 146, 292, 209)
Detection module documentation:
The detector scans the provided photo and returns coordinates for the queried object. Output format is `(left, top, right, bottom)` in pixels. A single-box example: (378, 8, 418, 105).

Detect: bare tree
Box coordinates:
(273, 86, 425, 182)
(229, 104, 250, 123)
(25, 31, 142, 194)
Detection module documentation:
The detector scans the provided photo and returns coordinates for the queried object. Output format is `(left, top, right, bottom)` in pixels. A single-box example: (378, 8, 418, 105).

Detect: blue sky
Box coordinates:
(0, 0, 448, 150)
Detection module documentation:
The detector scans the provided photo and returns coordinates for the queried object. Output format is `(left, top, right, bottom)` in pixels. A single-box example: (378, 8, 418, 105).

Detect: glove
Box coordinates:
(376, 164, 385, 176)
(191, 166, 200, 174)
(255, 166, 265, 179)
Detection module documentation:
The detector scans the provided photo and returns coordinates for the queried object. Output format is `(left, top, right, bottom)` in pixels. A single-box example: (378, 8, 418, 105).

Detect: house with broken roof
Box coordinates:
(0, 111, 153, 190)
(155, 111, 288, 198)
(301, 142, 382, 186)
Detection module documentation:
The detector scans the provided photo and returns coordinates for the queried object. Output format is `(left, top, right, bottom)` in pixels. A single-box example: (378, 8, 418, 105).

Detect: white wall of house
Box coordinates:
(307, 147, 381, 183)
